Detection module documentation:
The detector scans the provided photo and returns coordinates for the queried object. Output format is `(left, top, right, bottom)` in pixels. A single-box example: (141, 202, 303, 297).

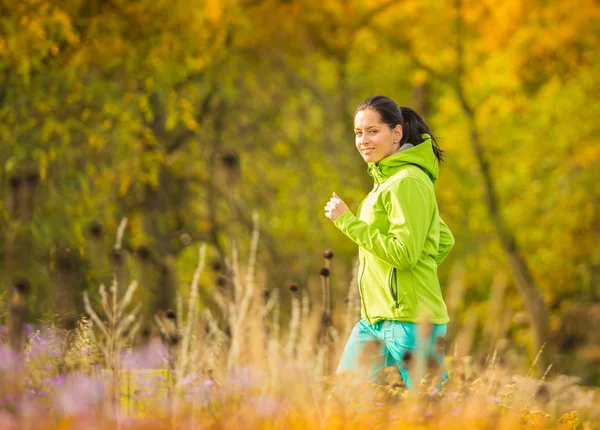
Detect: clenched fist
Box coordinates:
(324, 192, 350, 221)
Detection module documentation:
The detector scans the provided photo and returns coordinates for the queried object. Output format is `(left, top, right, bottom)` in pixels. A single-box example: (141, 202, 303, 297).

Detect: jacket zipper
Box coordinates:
(355, 184, 376, 323)
(358, 257, 369, 322)
(389, 268, 400, 309)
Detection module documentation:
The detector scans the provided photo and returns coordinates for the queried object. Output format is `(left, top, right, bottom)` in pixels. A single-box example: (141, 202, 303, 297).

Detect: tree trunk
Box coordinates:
(588, 204, 600, 302)
(411, 82, 431, 118)
(4, 167, 38, 333)
(51, 246, 85, 324)
(453, 0, 550, 370)
(140, 167, 176, 323)
(460, 102, 550, 369)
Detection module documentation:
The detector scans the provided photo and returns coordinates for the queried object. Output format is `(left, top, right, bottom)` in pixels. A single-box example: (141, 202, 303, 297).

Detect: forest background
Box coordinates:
(1, 0, 599, 385)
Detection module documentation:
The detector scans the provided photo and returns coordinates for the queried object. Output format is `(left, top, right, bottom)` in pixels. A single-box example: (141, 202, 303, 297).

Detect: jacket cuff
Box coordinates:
(333, 210, 355, 232)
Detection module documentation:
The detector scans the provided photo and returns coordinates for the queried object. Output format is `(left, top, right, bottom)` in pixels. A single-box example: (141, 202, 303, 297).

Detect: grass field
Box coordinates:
(1, 244, 597, 429)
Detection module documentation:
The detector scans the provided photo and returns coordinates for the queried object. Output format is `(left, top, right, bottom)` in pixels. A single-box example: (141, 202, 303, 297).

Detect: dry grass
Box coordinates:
(0, 218, 598, 429)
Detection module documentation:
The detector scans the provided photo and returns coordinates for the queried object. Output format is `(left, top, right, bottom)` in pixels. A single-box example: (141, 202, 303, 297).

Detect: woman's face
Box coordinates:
(354, 108, 402, 163)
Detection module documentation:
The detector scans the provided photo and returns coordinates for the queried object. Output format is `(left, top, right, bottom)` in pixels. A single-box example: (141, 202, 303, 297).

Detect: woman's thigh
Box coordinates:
(337, 320, 390, 380)
(384, 321, 448, 389)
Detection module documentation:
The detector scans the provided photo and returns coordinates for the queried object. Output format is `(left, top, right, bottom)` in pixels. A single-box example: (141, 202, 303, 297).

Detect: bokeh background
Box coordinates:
(1, 0, 599, 385)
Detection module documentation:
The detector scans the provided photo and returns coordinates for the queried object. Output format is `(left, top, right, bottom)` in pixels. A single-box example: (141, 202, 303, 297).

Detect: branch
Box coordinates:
(172, 72, 205, 92)
(379, 31, 453, 85)
(166, 88, 216, 155)
(359, 0, 399, 24)
(260, 47, 325, 101)
(189, 176, 284, 267)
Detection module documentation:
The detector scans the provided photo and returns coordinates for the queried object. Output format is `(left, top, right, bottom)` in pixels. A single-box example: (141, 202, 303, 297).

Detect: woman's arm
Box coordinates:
(333, 178, 434, 270)
(436, 217, 455, 266)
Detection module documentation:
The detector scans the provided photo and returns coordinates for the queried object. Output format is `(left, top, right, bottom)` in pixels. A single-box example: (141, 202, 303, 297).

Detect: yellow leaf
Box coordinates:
(119, 176, 131, 196)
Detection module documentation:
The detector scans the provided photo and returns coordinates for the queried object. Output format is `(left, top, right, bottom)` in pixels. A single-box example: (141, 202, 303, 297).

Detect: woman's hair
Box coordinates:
(355, 95, 444, 163)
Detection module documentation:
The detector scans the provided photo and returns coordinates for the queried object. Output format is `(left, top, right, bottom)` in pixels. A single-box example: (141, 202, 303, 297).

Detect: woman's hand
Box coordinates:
(324, 192, 350, 221)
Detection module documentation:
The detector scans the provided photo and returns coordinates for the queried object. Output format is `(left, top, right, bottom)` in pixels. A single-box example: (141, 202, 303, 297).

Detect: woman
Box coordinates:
(324, 95, 454, 390)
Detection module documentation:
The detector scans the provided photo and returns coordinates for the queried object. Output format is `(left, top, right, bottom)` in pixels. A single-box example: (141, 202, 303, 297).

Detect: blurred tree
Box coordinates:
(0, 0, 599, 382)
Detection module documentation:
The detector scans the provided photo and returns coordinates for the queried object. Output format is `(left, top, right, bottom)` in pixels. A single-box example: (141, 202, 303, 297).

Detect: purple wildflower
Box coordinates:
(23, 323, 34, 338)
(226, 366, 266, 391)
(487, 395, 501, 404)
(120, 340, 168, 369)
(56, 375, 103, 416)
(248, 396, 285, 418)
(0, 346, 18, 371)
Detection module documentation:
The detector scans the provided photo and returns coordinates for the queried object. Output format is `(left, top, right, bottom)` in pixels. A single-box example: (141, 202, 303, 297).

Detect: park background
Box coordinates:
(0, 0, 599, 426)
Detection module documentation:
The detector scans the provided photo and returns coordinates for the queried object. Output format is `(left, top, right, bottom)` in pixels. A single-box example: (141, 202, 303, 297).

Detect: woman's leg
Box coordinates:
(337, 319, 391, 382)
(429, 324, 449, 385)
(383, 322, 448, 390)
(382, 321, 418, 389)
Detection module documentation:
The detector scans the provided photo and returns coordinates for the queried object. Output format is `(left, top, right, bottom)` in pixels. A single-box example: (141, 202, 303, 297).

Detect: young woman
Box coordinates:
(324, 95, 454, 389)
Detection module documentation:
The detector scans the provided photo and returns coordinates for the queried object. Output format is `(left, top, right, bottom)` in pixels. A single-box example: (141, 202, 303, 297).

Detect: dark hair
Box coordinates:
(355, 95, 444, 163)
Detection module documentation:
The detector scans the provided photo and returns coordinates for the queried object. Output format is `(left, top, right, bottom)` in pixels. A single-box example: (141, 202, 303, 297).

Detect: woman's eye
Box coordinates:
(370, 130, 377, 134)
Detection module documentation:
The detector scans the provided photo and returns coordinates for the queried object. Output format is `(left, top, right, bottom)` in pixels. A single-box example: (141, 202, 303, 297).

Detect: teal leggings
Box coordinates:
(337, 319, 448, 390)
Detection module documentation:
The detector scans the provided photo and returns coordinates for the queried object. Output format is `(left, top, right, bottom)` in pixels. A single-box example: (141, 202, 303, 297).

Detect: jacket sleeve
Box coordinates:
(333, 178, 433, 270)
(436, 217, 455, 266)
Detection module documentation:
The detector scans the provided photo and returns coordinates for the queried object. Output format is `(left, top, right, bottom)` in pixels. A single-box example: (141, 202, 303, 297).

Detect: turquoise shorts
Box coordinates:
(337, 318, 448, 390)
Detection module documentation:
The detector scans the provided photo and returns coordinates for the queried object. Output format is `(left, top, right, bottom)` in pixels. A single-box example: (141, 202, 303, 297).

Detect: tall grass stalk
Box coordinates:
(344, 258, 360, 337)
(526, 342, 547, 378)
(83, 277, 140, 369)
(176, 243, 207, 378)
(285, 290, 301, 361)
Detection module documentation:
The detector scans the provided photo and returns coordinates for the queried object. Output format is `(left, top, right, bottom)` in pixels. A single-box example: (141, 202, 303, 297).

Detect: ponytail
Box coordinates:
(398, 106, 444, 164)
(356, 95, 445, 164)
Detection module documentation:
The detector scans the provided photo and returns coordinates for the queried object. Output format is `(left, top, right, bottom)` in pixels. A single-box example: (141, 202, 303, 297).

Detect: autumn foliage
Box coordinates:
(1, 0, 599, 402)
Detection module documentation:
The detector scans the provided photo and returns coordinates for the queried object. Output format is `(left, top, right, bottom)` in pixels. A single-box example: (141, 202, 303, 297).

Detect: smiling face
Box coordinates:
(354, 108, 402, 163)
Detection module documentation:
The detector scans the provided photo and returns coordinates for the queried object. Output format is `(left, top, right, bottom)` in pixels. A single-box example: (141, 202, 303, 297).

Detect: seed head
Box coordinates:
(136, 245, 151, 261)
(220, 149, 240, 169)
(88, 221, 103, 239)
(323, 249, 334, 260)
(62, 315, 78, 331)
(288, 282, 299, 293)
(215, 275, 227, 288)
(110, 249, 123, 266)
(169, 333, 180, 346)
(165, 309, 176, 320)
(402, 350, 413, 368)
(9, 176, 20, 190)
(13, 278, 31, 295)
(210, 259, 223, 272)
(321, 312, 332, 327)
(26, 171, 40, 185)
(319, 267, 330, 277)
(262, 289, 271, 300)
(535, 383, 551, 405)
(56, 250, 73, 272)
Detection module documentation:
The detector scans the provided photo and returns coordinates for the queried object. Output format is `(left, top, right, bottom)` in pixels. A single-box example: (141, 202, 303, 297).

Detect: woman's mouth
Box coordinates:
(362, 148, 374, 155)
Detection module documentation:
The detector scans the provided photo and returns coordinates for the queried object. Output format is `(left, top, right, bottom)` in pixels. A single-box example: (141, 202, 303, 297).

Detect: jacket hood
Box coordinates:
(367, 134, 439, 184)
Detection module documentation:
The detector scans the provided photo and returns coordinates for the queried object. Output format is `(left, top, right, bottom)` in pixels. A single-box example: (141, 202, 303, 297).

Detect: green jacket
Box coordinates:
(334, 134, 453, 325)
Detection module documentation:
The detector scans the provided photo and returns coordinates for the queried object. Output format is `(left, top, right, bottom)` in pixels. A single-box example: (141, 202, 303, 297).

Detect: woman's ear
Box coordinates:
(393, 125, 403, 145)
